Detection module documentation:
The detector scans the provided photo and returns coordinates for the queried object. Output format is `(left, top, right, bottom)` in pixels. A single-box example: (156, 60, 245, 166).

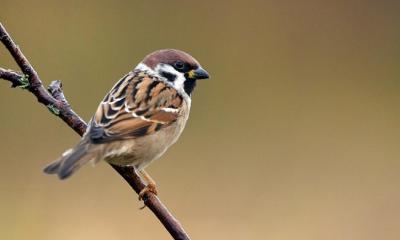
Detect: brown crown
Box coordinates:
(142, 49, 200, 69)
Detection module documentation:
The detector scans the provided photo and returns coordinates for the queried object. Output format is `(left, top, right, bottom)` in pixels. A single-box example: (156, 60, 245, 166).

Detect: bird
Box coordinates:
(43, 49, 209, 198)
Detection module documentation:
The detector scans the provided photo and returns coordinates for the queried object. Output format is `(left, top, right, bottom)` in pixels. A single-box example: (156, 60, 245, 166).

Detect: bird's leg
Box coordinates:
(137, 169, 158, 201)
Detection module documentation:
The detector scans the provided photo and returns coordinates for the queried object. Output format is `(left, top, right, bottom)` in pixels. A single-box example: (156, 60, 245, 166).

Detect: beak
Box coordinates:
(188, 67, 210, 80)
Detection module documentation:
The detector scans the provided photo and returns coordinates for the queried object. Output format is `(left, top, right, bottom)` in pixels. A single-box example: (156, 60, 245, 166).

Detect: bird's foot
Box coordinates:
(138, 183, 158, 201)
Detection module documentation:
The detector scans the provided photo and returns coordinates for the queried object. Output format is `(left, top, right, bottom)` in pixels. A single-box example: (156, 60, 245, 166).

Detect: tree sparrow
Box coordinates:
(44, 49, 209, 198)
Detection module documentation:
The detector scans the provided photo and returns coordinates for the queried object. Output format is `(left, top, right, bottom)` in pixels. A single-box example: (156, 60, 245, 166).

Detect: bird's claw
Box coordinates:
(138, 183, 158, 201)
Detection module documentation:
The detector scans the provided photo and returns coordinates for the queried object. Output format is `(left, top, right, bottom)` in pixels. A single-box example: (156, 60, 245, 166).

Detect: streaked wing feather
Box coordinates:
(89, 71, 183, 144)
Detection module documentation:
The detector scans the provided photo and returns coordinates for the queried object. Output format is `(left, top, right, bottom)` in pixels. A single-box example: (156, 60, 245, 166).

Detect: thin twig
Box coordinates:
(0, 67, 21, 87)
(0, 23, 190, 240)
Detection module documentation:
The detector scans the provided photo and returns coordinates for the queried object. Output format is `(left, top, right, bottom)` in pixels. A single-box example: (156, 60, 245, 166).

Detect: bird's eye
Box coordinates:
(174, 61, 185, 70)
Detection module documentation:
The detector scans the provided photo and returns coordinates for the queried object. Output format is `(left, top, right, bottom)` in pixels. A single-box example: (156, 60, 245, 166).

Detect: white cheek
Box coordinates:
(173, 73, 186, 92)
(135, 63, 156, 74)
(154, 64, 186, 92)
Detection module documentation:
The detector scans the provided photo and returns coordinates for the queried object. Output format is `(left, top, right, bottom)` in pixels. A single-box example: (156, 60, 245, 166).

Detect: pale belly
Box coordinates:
(103, 120, 185, 169)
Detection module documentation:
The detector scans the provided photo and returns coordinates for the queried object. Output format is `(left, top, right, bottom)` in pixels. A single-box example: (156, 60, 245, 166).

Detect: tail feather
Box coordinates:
(43, 159, 63, 174)
(44, 140, 100, 180)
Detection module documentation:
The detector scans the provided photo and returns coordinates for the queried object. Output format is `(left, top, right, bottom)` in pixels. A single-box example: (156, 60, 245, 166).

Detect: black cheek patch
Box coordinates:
(161, 71, 177, 82)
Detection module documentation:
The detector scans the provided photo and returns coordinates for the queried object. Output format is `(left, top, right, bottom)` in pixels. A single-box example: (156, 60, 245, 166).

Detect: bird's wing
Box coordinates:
(88, 71, 184, 144)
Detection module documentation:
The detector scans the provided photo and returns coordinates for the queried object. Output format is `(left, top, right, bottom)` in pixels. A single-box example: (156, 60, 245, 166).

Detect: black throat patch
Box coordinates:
(184, 79, 197, 95)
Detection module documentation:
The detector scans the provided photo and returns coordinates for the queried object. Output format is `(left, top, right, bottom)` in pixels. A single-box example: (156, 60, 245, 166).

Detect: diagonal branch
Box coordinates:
(0, 23, 190, 240)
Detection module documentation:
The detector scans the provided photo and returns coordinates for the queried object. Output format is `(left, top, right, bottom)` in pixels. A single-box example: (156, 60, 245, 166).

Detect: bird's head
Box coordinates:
(137, 49, 210, 96)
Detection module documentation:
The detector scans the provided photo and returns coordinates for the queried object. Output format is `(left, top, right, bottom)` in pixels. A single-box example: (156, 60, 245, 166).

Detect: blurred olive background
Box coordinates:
(1, 0, 400, 239)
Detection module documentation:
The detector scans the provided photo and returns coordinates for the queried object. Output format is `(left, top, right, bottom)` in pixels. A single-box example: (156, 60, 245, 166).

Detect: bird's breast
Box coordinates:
(104, 104, 190, 169)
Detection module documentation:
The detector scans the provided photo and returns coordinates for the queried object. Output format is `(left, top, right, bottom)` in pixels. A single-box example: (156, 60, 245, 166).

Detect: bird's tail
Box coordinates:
(43, 139, 101, 179)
